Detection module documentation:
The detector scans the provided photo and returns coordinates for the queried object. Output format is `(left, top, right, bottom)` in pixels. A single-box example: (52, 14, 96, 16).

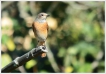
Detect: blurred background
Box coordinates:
(1, 1, 105, 73)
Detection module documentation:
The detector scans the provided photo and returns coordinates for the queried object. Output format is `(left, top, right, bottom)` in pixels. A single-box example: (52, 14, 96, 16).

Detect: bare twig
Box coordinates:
(1, 1, 15, 10)
(91, 50, 104, 69)
(47, 2, 59, 14)
(46, 43, 60, 72)
(1, 46, 47, 73)
(18, 66, 27, 73)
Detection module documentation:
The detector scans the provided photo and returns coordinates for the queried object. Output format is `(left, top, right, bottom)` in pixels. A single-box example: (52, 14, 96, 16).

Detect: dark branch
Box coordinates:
(1, 46, 48, 73)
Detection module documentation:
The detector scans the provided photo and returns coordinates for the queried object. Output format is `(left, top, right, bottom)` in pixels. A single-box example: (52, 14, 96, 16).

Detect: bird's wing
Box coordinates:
(32, 22, 38, 37)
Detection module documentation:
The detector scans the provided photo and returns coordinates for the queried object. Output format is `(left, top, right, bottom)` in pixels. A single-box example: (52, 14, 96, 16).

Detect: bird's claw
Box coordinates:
(26, 48, 35, 58)
(26, 46, 48, 58)
(38, 45, 48, 53)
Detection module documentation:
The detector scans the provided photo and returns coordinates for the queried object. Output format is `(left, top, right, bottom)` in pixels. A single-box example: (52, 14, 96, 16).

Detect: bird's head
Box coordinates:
(37, 12, 50, 20)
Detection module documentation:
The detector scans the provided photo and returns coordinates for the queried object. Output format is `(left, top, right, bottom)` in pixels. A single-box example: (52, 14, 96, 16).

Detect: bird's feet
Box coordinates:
(39, 45, 48, 53)
(27, 46, 48, 58)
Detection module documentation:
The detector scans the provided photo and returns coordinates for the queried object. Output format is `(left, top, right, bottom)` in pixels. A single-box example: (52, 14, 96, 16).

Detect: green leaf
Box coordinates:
(1, 34, 9, 45)
(64, 66, 74, 73)
(57, 47, 66, 57)
(77, 63, 93, 72)
(40, 70, 48, 73)
(67, 47, 79, 55)
(25, 60, 37, 69)
(6, 38, 15, 51)
(1, 53, 12, 68)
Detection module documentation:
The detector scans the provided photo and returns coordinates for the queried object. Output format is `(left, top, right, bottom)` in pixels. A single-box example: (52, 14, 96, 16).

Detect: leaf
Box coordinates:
(1, 34, 9, 45)
(87, 10, 96, 22)
(67, 46, 79, 55)
(25, 60, 37, 69)
(99, 61, 105, 67)
(64, 66, 73, 73)
(6, 38, 15, 51)
(77, 63, 93, 73)
(40, 70, 48, 73)
(64, 54, 71, 67)
(1, 53, 12, 68)
(75, 41, 99, 58)
(57, 47, 66, 57)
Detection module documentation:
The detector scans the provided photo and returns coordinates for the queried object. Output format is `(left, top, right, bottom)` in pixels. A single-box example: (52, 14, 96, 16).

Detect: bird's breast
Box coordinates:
(33, 21, 48, 40)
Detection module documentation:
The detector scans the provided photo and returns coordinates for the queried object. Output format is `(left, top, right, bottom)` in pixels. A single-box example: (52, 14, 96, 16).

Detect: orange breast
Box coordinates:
(32, 21, 48, 40)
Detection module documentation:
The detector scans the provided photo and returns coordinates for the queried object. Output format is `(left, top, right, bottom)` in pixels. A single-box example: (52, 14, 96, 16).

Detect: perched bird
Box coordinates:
(32, 12, 49, 57)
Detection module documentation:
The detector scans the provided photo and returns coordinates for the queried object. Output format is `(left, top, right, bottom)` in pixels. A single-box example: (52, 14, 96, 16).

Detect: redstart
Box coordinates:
(32, 12, 49, 57)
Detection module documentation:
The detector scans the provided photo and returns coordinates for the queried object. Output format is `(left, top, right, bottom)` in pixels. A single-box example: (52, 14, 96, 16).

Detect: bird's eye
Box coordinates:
(41, 14, 43, 16)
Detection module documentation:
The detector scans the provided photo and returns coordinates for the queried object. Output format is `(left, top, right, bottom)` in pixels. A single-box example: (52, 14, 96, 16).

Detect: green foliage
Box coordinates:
(77, 63, 92, 72)
(2, 34, 9, 45)
(25, 60, 37, 69)
(1, 1, 105, 73)
(57, 47, 66, 57)
(1, 53, 12, 68)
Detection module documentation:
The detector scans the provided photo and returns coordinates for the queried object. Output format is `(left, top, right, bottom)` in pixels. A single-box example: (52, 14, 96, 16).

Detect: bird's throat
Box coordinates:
(35, 18, 46, 23)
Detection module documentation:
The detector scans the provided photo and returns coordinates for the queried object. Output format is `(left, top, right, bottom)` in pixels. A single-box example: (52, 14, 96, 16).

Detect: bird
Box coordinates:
(32, 12, 50, 58)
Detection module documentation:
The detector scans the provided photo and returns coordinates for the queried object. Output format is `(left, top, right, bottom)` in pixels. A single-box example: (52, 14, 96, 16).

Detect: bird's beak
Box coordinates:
(47, 14, 50, 17)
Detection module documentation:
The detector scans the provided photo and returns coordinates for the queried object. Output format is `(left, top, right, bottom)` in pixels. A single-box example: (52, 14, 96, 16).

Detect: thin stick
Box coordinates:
(1, 46, 47, 73)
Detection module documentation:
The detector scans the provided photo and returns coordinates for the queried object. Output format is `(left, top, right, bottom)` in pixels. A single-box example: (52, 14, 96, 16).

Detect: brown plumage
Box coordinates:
(32, 12, 49, 57)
